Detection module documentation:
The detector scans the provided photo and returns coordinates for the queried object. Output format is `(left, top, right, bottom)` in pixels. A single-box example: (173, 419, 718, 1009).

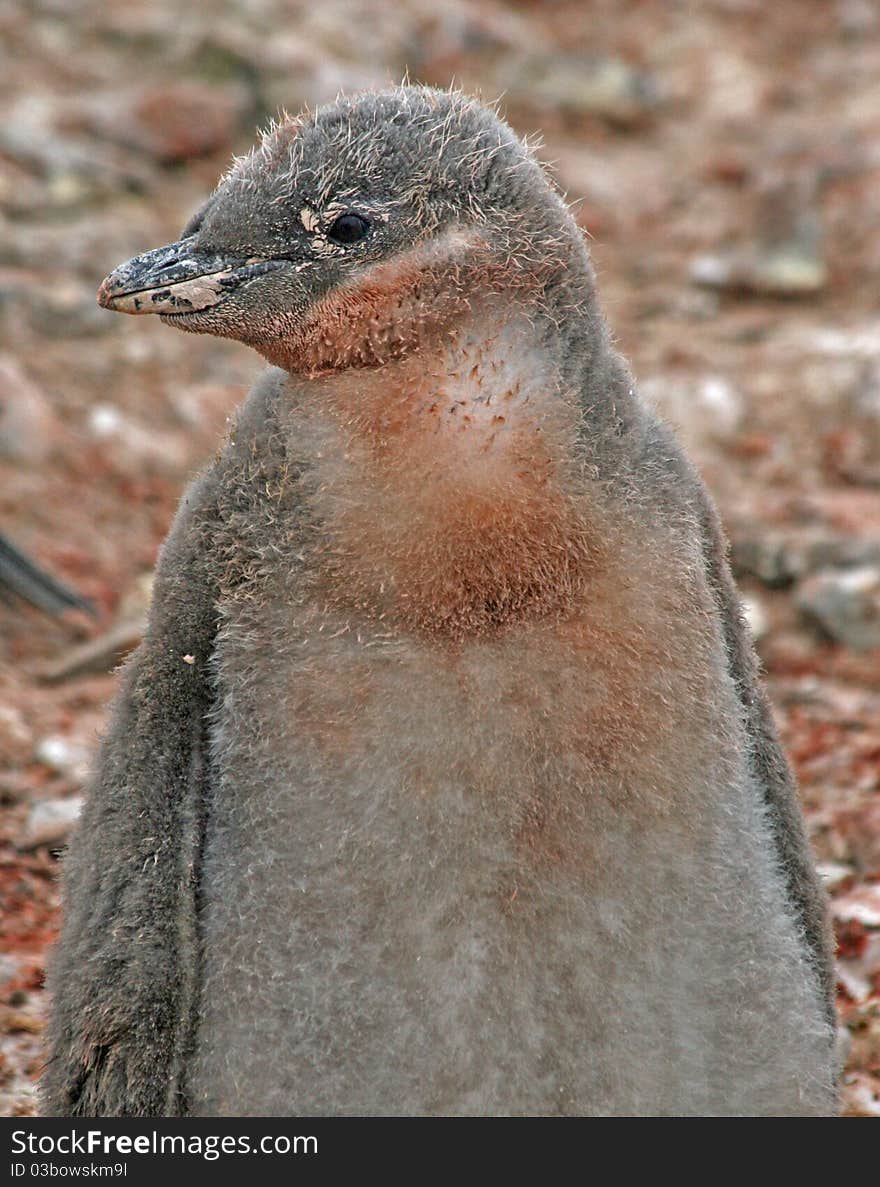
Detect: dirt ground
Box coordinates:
(1, 0, 879, 1116)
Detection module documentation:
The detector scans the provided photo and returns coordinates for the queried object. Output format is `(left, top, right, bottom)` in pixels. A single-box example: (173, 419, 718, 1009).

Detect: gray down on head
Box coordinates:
(43, 85, 838, 1117)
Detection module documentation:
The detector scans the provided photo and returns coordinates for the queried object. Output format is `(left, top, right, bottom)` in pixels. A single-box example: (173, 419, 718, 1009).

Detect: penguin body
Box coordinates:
(44, 88, 836, 1116)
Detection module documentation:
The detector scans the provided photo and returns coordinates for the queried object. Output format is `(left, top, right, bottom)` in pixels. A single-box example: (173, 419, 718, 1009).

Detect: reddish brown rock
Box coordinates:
(84, 82, 252, 164)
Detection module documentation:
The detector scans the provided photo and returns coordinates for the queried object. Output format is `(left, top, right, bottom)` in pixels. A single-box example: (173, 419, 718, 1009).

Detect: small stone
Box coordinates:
(34, 735, 91, 781)
(802, 537, 880, 574)
(832, 883, 880, 927)
(508, 54, 659, 129)
(731, 532, 800, 588)
(695, 376, 743, 437)
(838, 962, 873, 1006)
(816, 861, 854, 892)
(117, 572, 154, 623)
(731, 527, 880, 588)
(0, 1009, 44, 1035)
(640, 372, 743, 454)
(754, 251, 827, 297)
(89, 404, 122, 438)
(17, 796, 84, 851)
(797, 566, 880, 651)
(741, 595, 769, 641)
(690, 248, 827, 297)
(841, 1071, 880, 1118)
(810, 326, 880, 359)
(691, 169, 826, 298)
(87, 403, 188, 471)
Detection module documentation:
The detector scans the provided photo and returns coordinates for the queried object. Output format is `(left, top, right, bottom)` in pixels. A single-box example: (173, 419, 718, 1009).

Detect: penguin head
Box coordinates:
(98, 86, 586, 372)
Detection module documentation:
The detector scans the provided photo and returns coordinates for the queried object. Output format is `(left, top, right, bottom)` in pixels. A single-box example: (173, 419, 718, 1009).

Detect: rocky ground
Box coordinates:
(1, 0, 879, 1116)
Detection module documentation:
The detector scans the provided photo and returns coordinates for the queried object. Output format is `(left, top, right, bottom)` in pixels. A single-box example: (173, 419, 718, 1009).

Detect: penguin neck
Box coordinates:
(285, 303, 604, 639)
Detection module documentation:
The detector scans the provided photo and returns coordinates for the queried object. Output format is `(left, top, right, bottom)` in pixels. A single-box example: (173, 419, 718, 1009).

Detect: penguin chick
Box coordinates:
(44, 86, 837, 1117)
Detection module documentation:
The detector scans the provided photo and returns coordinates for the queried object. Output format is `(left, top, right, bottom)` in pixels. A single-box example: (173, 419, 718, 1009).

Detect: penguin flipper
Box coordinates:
(0, 534, 95, 616)
(41, 469, 220, 1116)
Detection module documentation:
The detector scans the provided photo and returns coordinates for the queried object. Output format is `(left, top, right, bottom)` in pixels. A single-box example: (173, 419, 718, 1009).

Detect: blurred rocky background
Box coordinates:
(2, 0, 880, 1116)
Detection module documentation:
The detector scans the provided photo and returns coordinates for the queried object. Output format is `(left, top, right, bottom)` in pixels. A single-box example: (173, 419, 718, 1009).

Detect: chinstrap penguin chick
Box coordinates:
(44, 86, 837, 1117)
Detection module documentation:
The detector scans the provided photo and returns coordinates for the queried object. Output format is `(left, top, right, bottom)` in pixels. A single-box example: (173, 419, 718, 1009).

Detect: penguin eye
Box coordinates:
(327, 213, 370, 245)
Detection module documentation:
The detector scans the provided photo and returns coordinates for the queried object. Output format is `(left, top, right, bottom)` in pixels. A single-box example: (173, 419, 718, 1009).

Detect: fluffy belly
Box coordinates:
(188, 610, 834, 1116)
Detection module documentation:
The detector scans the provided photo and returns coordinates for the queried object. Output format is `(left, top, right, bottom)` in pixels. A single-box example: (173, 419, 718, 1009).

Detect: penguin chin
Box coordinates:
(158, 307, 222, 332)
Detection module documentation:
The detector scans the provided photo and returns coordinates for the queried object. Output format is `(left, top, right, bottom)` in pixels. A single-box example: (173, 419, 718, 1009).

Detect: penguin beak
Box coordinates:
(97, 236, 286, 316)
